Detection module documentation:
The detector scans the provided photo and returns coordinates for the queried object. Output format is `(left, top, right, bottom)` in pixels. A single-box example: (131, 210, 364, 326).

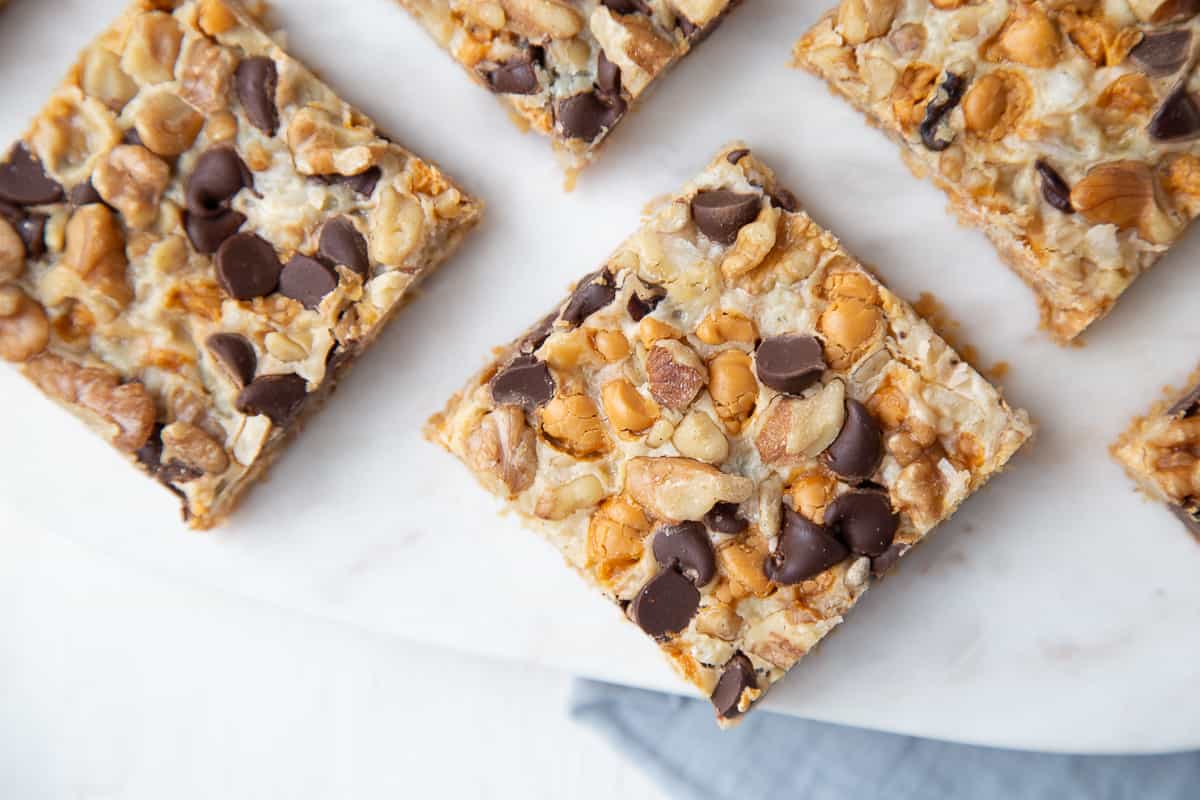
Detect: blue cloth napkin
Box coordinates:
(569, 680, 1200, 800)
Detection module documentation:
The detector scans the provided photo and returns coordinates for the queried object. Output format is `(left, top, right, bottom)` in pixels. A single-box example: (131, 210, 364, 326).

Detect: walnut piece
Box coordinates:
(24, 353, 156, 451)
(624, 456, 753, 521)
(62, 204, 132, 311)
(466, 406, 538, 497)
(92, 144, 170, 229)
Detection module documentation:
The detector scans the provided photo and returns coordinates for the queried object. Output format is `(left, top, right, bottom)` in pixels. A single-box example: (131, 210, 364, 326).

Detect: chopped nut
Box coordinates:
(1070, 161, 1179, 244)
(695, 309, 758, 345)
(672, 410, 729, 464)
(891, 62, 939, 131)
(544, 327, 598, 371)
(601, 378, 660, 437)
(0, 286, 50, 363)
(695, 602, 742, 640)
(638, 316, 682, 349)
(867, 382, 908, 429)
(135, 90, 204, 156)
(500, 0, 584, 40)
(707, 349, 757, 433)
(717, 534, 773, 598)
(92, 145, 170, 229)
(176, 33, 238, 114)
(287, 106, 381, 177)
(0, 219, 25, 282)
(991, 4, 1061, 68)
(79, 46, 137, 111)
(893, 457, 946, 524)
(962, 71, 1030, 141)
(264, 331, 307, 362)
(120, 11, 183, 86)
(1129, 0, 1198, 23)
(24, 353, 155, 451)
(197, 0, 239, 35)
(586, 495, 650, 582)
(62, 204, 132, 311)
(755, 379, 847, 465)
(721, 204, 779, 281)
(370, 185, 425, 268)
(161, 420, 230, 475)
(757, 474, 784, 539)
(592, 329, 630, 362)
(788, 471, 837, 521)
(540, 394, 609, 457)
(646, 339, 707, 410)
(624, 456, 753, 521)
(589, 7, 674, 97)
(30, 89, 121, 187)
(536, 474, 606, 520)
(837, 0, 899, 46)
(466, 406, 538, 496)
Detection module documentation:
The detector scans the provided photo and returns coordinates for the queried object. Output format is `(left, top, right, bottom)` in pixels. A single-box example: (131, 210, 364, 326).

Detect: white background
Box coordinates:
(4, 0, 1200, 792)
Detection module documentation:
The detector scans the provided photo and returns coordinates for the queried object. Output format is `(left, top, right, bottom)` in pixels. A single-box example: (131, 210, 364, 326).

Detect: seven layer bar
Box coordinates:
(428, 144, 1031, 725)
(0, 0, 481, 528)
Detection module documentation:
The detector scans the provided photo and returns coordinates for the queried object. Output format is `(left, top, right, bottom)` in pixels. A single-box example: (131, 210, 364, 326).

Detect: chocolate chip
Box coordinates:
(186, 147, 252, 216)
(185, 209, 246, 254)
(825, 489, 898, 558)
(490, 355, 556, 410)
(765, 506, 850, 585)
(557, 91, 626, 142)
(703, 501, 748, 534)
(561, 269, 616, 326)
(1132, 29, 1191, 76)
(0, 143, 63, 206)
(69, 181, 103, 207)
(726, 148, 750, 164)
(652, 522, 716, 586)
(596, 51, 622, 98)
(755, 335, 825, 395)
(919, 72, 966, 152)
(316, 166, 381, 197)
(1149, 85, 1200, 141)
(159, 461, 205, 485)
(602, 0, 651, 13)
(630, 569, 700, 638)
(485, 58, 540, 95)
(870, 541, 909, 578)
(318, 216, 370, 278)
(236, 373, 308, 426)
(519, 312, 558, 355)
(1168, 382, 1200, 417)
(215, 232, 282, 300)
(280, 255, 338, 310)
(690, 190, 761, 245)
(236, 56, 279, 136)
(1035, 160, 1073, 214)
(822, 399, 883, 482)
(769, 188, 800, 213)
(206, 333, 257, 387)
(626, 284, 665, 321)
(1170, 503, 1200, 539)
(710, 653, 756, 719)
(136, 423, 165, 472)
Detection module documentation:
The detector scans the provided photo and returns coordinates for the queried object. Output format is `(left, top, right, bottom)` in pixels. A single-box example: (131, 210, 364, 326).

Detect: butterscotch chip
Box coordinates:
(427, 145, 1032, 728)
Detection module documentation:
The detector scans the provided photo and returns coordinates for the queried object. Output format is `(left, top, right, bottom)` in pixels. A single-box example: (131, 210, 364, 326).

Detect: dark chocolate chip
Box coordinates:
(236, 373, 308, 426)
(485, 58, 540, 95)
(870, 541, 909, 577)
(561, 269, 616, 326)
(316, 166, 382, 197)
(186, 147, 252, 216)
(919, 72, 966, 152)
(69, 181, 103, 207)
(490, 354, 556, 410)
(703, 501, 748, 534)
(159, 461, 204, 484)
(602, 0, 651, 13)
(626, 284, 665, 321)
(690, 190, 761, 245)
(755, 335, 825, 395)
(596, 51, 622, 98)
(280, 255, 338, 310)
(1132, 29, 1191, 76)
(1149, 85, 1200, 141)
(1169, 503, 1200, 539)
(135, 423, 165, 472)
(206, 333, 257, 387)
(652, 521, 716, 586)
(318, 216, 370, 278)
(769, 188, 800, 213)
(0, 143, 63, 206)
(765, 506, 850, 585)
(710, 653, 756, 719)
(1168, 382, 1200, 417)
(185, 209, 246, 254)
(236, 56, 279, 136)
(215, 232, 282, 300)
(726, 148, 750, 164)
(822, 398, 883, 482)
(520, 311, 558, 354)
(557, 91, 626, 142)
(825, 489, 899, 558)
(630, 569, 700, 638)
(1035, 160, 1073, 214)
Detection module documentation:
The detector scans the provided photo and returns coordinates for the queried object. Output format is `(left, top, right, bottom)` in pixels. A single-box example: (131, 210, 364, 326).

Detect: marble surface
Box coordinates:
(2, 0, 1199, 754)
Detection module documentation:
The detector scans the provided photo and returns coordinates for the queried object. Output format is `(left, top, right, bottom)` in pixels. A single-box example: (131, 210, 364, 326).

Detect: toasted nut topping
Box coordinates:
(672, 410, 729, 464)
(587, 495, 650, 581)
(544, 328, 597, 371)
(161, 421, 230, 475)
(695, 602, 742, 640)
(755, 379, 847, 465)
(625, 456, 754, 521)
(992, 5, 1061, 68)
(370, 185, 425, 267)
(536, 474, 606, 520)
(963, 71, 1030, 141)
(24, 353, 155, 451)
(121, 11, 183, 86)
(1070, 161, 1178, 244)
(79, 46, 137, 111)
(646, 339, 707, 410)
(135, 90, 204, 156)
(62, 204, 132, 312)
(707, 349, 757, 433)
(287, 107, 381, 177)
(592, 329, 630, 362)
(788, 471, 838, 521)
(601, 378, 660, 437)
(198, 0, 239, 35)
(501, 0, 584, 40)
(696, 309, 758, 345)
(0, 219, 25, 282)
(891, 62, 939, 130)
(717, 534, 773, 599)
(541, 394, 609, 457)
(92, 145, 170, 229)
(0, 286, 50, 362)
(837, 0, 899, 46)
(176, 33, 238, 114)
(721, 205, 780, 281)
(467, 406, 538, 496)
(1129, 0, 1198, 23)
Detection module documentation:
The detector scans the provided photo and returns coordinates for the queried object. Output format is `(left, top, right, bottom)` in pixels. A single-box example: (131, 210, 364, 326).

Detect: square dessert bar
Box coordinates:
(398, 0, 738, 170)
(796, 1, 1200, 342)
(428, 144, 1031, 724)
(1113, 370, 1200, 539)
(0, 0, 480, 528)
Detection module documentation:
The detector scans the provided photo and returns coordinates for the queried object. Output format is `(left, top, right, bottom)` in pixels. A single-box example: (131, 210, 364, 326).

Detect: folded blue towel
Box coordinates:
(569, 680, 1200, 800)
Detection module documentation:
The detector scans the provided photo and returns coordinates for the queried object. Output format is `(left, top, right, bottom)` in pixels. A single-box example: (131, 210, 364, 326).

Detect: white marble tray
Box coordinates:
(3, 0, 1199, 755)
